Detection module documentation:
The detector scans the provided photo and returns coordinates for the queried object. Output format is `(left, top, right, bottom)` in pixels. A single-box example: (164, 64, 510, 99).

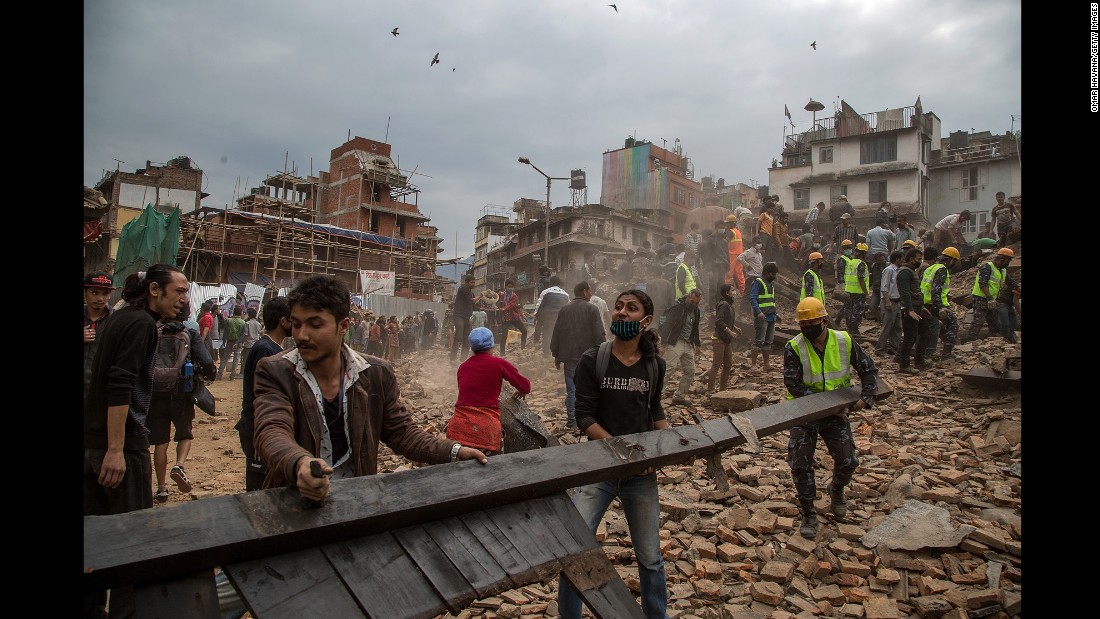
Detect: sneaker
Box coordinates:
(897, 366, 918, 375)
(915, 360, 933, 371)
(170, 465, 193, 493)
(565, 421, 578, 431)
(671, 395, 691, 406)
(154, 489, 169, 504)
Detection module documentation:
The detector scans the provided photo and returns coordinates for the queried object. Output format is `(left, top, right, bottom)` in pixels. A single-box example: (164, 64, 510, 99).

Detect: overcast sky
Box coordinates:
(84, 0, 1021, 260)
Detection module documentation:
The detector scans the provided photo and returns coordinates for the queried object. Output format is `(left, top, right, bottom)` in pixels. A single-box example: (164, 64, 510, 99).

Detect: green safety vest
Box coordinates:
(971, 261, 1004, 299)
(920, 263, 950, 307)
(843, 256, 869, 294)
(801, 269, 825, 303)
(785, 329, 853, 399)
(754, 277, 775, 314)
(676, 262, 698, 300)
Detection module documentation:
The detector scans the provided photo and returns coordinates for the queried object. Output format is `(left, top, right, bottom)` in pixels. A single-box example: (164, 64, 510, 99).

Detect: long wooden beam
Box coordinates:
(84, 383, 891, 591)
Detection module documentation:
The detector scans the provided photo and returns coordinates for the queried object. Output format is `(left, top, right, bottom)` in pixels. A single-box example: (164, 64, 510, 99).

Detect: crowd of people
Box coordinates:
(82, 191, 1020, 618)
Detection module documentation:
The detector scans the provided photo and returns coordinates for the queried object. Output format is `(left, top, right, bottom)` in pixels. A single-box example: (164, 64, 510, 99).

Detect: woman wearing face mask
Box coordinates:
(706, 284, 743, 394)
(557, 289, 670, 619)
(783, 296, 878, 540)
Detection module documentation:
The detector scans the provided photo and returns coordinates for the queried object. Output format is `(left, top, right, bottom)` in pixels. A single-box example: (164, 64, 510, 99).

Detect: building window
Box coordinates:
(688, 194, 698, 209)
(632, 228, 648, 245)
(673, 188, 686, 205)
(962, 211, 989, 235)
(794, 189, 809, 211)
(961, 166, 980, 201)
(830, 185, 848, 205)
(819, 147, 833, 164)
(860, 134, 898, 164)
(868, 181, 887, 203)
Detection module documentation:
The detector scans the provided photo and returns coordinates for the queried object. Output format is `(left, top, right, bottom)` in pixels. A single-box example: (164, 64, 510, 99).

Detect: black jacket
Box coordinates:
(551, 298, 606, 363)
(658, 298, 702, 348)
(84, 305, 161, 451)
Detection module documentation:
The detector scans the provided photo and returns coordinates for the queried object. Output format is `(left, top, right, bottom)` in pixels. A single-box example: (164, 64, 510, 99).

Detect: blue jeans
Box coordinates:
(557, 474, 668, 619)
(563, 361, 578, 425)
(752, 316, 775, 350)
(997, 301, 1019, 343)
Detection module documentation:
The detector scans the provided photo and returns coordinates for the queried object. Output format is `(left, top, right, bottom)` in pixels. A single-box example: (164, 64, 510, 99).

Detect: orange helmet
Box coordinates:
(995, 247, 1014, 257)
(808, 252, 824, 261)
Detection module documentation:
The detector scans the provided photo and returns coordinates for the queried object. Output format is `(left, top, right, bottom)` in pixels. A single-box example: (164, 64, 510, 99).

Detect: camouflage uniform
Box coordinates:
(967, 262, 1000, 340)
(782, 334, 877, 510)
(924, 263, 958, 357)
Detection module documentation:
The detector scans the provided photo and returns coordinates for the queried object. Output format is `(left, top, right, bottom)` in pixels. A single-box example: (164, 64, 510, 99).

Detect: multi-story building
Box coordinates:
(500, 203, 671, 305)
(90, 157, 208, 274)
(769, 99, 941, 222)
(926, 130, 1021, 241)
(473, 205, 520, 293)
(600, 137, 704, 238)
(168, 136, 446, 298)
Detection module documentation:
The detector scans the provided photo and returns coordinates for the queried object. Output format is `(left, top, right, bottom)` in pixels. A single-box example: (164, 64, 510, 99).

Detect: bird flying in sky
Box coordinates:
(391, 27, 399, 37)
(608, 4, 617, 12)
(811, 41, 817, 50)
(430, 52, 440, 67)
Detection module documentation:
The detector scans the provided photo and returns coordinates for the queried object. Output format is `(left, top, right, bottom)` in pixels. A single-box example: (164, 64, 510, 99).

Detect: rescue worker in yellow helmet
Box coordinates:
(920, 246, 961, 361)
(835, 241, 870, 334)
(966, 247, 1014, 342)
(801, 252, 826, 303)
(784, 296, 878, 539)
(901, 239, 917, 249)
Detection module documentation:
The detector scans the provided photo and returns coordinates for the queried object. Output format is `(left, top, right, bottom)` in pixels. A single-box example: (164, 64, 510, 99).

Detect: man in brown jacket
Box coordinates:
(253, 275, 487, 502)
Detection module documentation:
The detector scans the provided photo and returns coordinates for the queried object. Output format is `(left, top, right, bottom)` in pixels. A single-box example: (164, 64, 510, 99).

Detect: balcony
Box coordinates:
(940, 141, 1003, 164)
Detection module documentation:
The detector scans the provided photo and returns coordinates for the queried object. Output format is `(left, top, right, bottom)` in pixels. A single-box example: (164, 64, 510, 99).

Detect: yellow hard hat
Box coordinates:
(995, 247, 1014, 257)
(840, 239, 853, 247)
(725, 213, 737, 222)
(855, 243, 869, 252)
(901, 239, 917, 248)
(942, 246, 961, 260)
(796, 297, 828, 321)
(808, 251, 824, 261)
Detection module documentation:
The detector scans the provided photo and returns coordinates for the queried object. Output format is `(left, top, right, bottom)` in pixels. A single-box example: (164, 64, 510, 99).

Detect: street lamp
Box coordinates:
(518, 156, 569, 275)
(804, 98, 826, 174)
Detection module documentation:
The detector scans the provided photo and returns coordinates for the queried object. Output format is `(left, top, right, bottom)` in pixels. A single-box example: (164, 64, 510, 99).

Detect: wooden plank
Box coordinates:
(460, 510, 533, 586)
(422, 517, 509, 599)
(959, 367, 1021, 389)
(133, 570, 219, 619)
(85, 385, 891, 590)
(223, 547, 364, 619)
(485, 502, 566, 571)
(534, 493, 600, 554)
(393, 525, 477, 614)
(323, 532, 445, 619)
(559, 548, 646, 619)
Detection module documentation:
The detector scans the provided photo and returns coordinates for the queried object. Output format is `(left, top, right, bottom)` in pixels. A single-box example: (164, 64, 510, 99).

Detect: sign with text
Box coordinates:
(359, 270, 396, 296)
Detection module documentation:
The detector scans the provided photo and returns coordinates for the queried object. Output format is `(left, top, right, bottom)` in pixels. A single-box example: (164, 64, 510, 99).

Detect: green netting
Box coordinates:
(113, 204, 181, 287)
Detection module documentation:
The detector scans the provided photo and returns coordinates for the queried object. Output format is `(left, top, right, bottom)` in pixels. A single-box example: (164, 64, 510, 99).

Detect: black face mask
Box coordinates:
(800, 322, 825, 340)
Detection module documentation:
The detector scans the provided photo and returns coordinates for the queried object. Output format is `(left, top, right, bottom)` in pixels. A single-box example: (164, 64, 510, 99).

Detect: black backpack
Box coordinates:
(152, 326, 192, 393)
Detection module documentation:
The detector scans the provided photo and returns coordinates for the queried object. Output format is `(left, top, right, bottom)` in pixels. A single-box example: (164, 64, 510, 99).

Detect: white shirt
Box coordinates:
(534, 286, 568, 313)
(935, 214, 962, 231)
(589, 295, 610, 333)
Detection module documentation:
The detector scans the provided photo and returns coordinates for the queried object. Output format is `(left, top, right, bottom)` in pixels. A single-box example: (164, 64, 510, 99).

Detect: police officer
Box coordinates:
(784, 297, 878, 538)
(921, 246, 961, 361)
(801, 251, 826, 303)
(966, 248, 1014, 341)
(836, 241, 870, 333)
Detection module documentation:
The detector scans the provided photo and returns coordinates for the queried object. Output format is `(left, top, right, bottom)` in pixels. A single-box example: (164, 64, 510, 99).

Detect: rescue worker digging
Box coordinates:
(921, 246, 961, 362)
(784, 297, 878, 539)
(966, 247, 1014, 342)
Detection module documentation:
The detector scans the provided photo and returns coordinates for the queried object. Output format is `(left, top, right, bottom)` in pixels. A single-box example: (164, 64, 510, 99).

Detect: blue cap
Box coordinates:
(469, 327, 494, 352)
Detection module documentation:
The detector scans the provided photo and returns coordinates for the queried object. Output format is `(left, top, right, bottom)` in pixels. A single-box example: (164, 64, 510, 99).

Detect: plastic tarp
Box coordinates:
(113, 204, 181, 288)
(235, 211, 407, 250)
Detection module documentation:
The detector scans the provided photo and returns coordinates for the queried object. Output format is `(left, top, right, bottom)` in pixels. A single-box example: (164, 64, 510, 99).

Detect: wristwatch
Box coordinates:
(450, 442, 462, 462)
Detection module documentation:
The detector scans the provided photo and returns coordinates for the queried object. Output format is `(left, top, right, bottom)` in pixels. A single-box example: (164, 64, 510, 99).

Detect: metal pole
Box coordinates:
(545, 177, 551, 271)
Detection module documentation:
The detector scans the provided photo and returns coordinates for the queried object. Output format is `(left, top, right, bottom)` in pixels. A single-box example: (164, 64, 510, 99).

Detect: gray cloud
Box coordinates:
(85, 0, 1021, 259)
